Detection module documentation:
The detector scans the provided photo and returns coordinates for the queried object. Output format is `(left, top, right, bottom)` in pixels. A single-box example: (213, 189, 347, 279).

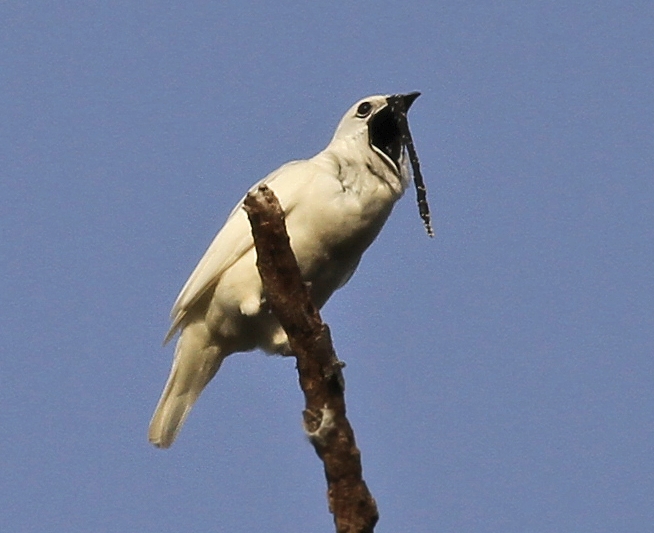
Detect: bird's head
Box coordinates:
(327, 92, 433, 236)
(330, 92, 420, 181)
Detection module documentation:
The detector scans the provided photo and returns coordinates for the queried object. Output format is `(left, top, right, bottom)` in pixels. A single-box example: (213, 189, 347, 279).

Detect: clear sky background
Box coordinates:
(2, 2, 653, 532)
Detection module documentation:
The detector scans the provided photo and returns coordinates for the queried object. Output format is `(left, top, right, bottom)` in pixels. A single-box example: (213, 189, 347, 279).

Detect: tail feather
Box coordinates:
(149, 324, 224, 448)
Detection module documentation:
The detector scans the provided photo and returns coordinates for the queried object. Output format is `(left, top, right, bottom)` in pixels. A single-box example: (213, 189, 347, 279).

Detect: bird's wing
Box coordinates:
(164, 160, 311, 343)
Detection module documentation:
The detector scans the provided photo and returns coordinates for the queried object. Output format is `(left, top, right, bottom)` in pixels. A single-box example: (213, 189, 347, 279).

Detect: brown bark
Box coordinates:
(243, 185, 378, 533)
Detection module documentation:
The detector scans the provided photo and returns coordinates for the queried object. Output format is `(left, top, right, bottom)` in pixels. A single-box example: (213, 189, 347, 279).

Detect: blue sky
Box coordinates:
(2, 1, 653, 532)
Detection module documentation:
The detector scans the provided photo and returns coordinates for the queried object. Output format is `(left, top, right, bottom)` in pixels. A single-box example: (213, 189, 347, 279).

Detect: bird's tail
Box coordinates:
(148, 323, 225, 448)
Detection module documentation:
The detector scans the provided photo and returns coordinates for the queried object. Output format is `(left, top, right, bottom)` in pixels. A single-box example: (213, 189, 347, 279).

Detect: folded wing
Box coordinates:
(164, 160, 309, 343)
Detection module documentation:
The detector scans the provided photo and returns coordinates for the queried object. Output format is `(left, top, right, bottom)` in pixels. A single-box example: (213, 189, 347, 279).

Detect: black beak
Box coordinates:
(399, 91, 420, 110)
(369, 91, 433, 236)
(386, 91, 420, 113)
(369, 92, 421, 172)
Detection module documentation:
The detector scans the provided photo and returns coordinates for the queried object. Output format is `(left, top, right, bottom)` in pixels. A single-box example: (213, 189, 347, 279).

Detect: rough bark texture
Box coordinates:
(243, 185, 378, 533)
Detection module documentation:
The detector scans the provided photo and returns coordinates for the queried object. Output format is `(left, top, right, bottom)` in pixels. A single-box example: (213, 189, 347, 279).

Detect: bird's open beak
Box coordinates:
(368, 92, 421, 173)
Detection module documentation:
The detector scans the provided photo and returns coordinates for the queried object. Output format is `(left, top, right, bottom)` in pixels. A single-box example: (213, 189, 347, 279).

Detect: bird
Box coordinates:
(149, 92, 421, 448)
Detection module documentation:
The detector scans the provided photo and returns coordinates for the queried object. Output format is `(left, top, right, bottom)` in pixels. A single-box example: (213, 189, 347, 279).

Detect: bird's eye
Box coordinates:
(356, 102, 373, 118)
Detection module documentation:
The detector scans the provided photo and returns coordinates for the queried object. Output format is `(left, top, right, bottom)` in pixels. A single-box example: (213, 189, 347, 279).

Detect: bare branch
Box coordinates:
(243, 185, 379, 533)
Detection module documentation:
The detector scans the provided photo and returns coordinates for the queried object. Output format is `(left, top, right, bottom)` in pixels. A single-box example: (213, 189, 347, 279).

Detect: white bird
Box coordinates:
(149, 92, 421, 448)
